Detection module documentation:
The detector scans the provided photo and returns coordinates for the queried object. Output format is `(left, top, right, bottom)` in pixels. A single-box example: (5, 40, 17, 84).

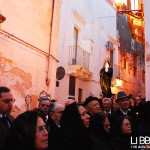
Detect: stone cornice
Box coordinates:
(72, 10, 86, 25)
(108, 36, 120, 46)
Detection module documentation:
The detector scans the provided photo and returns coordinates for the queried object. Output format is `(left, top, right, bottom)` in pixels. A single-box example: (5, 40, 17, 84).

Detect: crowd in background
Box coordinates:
(0, 86, 150, 150)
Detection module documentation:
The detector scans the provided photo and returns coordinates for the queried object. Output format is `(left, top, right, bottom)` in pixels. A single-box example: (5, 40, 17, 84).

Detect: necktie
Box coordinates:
(1, 115, 9, 129)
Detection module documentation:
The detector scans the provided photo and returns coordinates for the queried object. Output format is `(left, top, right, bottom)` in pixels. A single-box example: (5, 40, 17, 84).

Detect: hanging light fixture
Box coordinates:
(114, 0, 143, 19)
(114, 0, 123, 11)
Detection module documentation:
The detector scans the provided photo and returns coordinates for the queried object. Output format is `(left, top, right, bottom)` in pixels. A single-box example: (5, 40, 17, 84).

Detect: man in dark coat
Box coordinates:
(0, 86, 15, 144)
(47, 102, 64, 148)
(37, 95, 51, 124)
(111, 91, 138, 136)
(102, 97, 114, 124)
(84, 96, 101, 116)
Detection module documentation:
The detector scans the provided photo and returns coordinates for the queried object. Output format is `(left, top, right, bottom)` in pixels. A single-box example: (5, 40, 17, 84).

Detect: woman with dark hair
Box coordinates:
(53, 102, 93, 150)
(0, 111, 48, 150)
(112, 116, 132, 150)
(89, 112, 112, 150)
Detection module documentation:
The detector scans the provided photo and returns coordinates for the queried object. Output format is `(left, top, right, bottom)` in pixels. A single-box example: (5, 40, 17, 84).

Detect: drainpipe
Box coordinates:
(46, 0, 55, 86)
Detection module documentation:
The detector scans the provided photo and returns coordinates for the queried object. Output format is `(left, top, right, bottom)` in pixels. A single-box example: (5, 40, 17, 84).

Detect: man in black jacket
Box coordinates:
(111, 91, 138, 136)
(84, 96, 101, 116)
(47, 102, 64, 149)
(0, 86, 15, 143)
(37, 95, 51, 124)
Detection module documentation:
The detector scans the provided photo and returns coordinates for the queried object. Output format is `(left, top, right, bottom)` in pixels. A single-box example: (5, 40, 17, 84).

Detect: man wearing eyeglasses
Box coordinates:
(47, 102, 64, 148)
(38, 95, 51, 123)
(0, 86, 15, 143)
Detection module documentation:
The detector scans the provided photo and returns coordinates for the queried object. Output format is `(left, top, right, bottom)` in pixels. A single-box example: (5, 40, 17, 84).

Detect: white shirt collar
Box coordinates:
(104, 109, 111, 114)
(0, 114, 3, 118)
(56, 124, 61, 128)
(119, 108, 128, 115)
(0, 113, 6, 118)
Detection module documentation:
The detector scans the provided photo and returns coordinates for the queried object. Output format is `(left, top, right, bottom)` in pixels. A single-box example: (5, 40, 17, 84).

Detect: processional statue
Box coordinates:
(100, 60, 113, 98)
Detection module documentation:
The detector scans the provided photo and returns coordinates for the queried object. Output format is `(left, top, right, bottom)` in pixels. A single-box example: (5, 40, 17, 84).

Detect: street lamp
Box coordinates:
(114, 0, 143, 20)
(114, 0, 123, 11)
(114, 0, 144, 44)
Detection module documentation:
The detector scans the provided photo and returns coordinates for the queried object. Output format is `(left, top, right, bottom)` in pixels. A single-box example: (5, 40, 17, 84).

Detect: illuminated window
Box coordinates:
(131, 0, 139, 10)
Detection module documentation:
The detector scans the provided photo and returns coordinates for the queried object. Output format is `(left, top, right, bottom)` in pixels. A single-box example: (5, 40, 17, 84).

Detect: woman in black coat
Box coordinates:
(53, 102, 93, 150)
(0, 111, 48, 150)
(112, 116, 132, 150)
(89, 112, 113, 150)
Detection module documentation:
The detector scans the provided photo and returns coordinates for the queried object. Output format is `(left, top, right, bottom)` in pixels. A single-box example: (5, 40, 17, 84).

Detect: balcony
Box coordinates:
(68, 45, 92, 80)
(112, 64, 141, 87)
(69, 45, 90, 70)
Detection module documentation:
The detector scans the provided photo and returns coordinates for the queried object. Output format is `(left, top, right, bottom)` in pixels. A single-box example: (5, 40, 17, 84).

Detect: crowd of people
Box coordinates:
(0, 86, 150, 150)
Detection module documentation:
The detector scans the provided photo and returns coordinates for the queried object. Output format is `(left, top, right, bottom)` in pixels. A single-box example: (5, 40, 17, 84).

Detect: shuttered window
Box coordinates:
(69, 76, 76, 96)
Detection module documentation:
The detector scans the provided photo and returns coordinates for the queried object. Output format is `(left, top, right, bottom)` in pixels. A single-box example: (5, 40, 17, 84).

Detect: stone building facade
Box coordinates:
(0, 0, 146, 117)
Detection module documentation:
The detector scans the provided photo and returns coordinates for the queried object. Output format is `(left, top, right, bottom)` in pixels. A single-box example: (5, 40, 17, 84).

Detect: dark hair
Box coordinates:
(84, 96, 99, 106)
(59, 102, 93, 150)
(89, 112, 107, 138)
(60, 102, 84, 129)
(1, 111, 42, 150)
(0, 86, 10, 97)
(112, 116, 130, 136)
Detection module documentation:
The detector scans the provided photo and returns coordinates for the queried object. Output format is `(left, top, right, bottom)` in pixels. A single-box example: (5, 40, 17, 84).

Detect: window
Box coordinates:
(133, 52, 137, 67)
(133, 66, 137, 77)
(142, 70, 145, 83)
(72, 27, 78, 65)
(131, 0, 139, 10)
(110, 51, 113, 67)
(69, 76, 76, 96)
(123, 58, 126, 69)
(78, 88, 82, 103)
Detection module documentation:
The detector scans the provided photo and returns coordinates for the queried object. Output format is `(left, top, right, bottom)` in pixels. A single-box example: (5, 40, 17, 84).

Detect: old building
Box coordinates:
(111, 13, 145, 98)
(55, 0, 118, 103)
(0, 0, 61, 116)
(0, 0, 146, 117)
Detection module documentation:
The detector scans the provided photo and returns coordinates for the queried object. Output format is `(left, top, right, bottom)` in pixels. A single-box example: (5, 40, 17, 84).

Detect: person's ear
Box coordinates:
(49, 112, 53, 117)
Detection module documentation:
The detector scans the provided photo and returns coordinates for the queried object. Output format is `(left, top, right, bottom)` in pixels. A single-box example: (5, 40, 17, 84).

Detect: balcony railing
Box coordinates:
(68, 46, 90, 70)
(113, 64, 141, 85)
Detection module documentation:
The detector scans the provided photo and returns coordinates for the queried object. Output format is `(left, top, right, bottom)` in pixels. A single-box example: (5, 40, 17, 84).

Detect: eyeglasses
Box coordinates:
(123, 123, 131, 127)
(41, 104, 50, 108)
(0, 98, 15, 104)
(36, 125, 47, 133)
(104, 123, 110, 128)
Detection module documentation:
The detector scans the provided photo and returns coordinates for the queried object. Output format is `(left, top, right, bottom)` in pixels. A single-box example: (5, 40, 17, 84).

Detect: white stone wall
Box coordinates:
(55, 0, 117, 103)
